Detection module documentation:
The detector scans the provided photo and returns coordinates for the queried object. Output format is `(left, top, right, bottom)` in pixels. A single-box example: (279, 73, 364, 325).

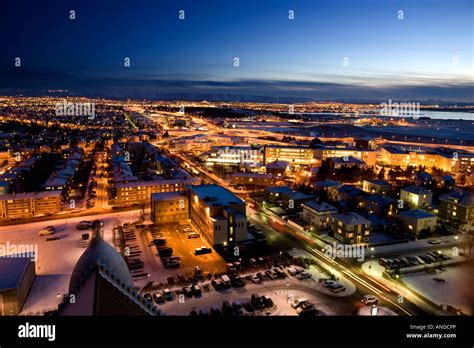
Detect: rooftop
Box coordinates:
(303, 200, 337, 212)
(0, 256, 33, 291)
(190, 184, 244, 207)
(334, 212, 371, 226)
(439, 190, 474, 206)
(401, 185, 432, 195)
(399, 209, 436, 219)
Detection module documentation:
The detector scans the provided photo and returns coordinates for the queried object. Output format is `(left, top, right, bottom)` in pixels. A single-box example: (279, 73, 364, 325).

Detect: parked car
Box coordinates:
(163, 288, 173, 301)
(153, 293, 165, 304)
(265, 269, 278, 280)
(38, 228, 55, 236)
(362, 294, 379, 305)
(222, 301, 233, 316)
(76, 221, 92, 230)
(188, 233, 199, 239)
(192, 285, 202, 297)
(291, 298, 309, 309)
(249, 274, 261, 284)
(296, 272, 312, 280)
(143, 293, 153, 303)
(182, 287, 193, 298)
(251, 294, 264, 309)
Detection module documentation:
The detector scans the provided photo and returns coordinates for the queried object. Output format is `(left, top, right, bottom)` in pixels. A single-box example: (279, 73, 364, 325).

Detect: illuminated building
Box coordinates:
(114, 178, 199, 207)
(400, 185, 433, 208)
(378, 146, 454, 172)
(151, 191, 189, 223)
(362, 179, 390, 195)
(188, 184, 247, 246)
(398, 209, 437, 235)
(0, 191, 62, 220)
(332, 212, 371, 244)
(438, 190, 474, 227)
(230, 173, 273, 187)
(204, 146, 262, 165)
(302, 200, 338, 229)
(264, 145, 315, 165)
(313, 148, 376, 167)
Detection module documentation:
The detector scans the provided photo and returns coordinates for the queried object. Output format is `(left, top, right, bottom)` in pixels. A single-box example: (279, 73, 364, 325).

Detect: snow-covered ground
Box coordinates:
(401, 265, 473, 315)
(0, 210, 142, 315)
(156, 277, 352, 316)
(361, 249, 473, 315)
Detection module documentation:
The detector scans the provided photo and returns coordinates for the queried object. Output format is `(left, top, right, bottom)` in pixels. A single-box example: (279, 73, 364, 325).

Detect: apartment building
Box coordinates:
(378, 146, 454, 172)
(188, 184, 247, 246)
(400, 185, 433, 208)
(313, 148, 376, 167)
(332, 212, 371, 244)
(114, 178, 200, 207)
(302, 200, 338, 229)
(264, 145, 315, 165)
(0, 190, 62, 220)
(151, 191, 189, 223)
(438, 190, 474, 227)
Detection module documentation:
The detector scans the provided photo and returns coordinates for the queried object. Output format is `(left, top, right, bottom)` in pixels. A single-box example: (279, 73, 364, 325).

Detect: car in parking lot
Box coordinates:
(296, 271, 312, 280)
(192, 285, 202, 297)
(362, 294, 379, 305)
(76, 221, 92, 230)
(143, 293, 153, 303)
(163, 289, 173, 301)
(231, 276, 246, 288)
(291, 298, 309, 309)
(38, 226, 55, 236)
(153, 293, 165, 304)
(296, 302, 318, 316)
(188, 233, 199, 239)
(249, 274, 261, 284)
(265, 269, 278, 280)
(181, 287, 193, 298)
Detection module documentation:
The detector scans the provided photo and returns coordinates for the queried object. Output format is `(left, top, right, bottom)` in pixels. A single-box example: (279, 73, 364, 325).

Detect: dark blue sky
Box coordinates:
(0, 0, 472, 102)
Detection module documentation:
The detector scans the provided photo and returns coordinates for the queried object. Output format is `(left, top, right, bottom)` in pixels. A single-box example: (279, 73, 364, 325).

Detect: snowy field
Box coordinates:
(0, 210, 142, 315)
(401, 265, 473, 315)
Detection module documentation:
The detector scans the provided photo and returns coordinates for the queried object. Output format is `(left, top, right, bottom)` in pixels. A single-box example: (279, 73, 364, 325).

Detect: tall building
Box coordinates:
(189, 184, 247, 246)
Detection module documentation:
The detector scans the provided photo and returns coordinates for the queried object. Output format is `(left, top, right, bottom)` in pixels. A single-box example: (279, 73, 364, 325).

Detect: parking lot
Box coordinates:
(140, 222, 227, 284)
(143, 263, 356, 316)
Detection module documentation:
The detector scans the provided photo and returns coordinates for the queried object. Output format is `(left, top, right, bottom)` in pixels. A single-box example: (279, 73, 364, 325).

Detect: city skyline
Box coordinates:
(1, 0, 473, 102)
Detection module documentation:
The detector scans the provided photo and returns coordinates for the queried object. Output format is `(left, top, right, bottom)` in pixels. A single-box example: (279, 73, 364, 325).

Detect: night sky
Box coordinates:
(0, 0, 472, 102)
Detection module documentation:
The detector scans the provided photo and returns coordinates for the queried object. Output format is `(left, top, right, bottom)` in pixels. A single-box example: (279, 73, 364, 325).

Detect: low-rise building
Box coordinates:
(398, 209, 437, 235)
(114, 178, 200, 207)
(151, 191, 189, 224)
(438, 190, 474, 227)
(302, 200, 338, 229)
(400, 185, 433, 208)
(332, 212, 371, 244)
(0, 257, 36, 315)
(230, 172, 273, 187)
(362, 179, 390, 195)
(264, 145, 315, 165)
(0, 191, 62, 220)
